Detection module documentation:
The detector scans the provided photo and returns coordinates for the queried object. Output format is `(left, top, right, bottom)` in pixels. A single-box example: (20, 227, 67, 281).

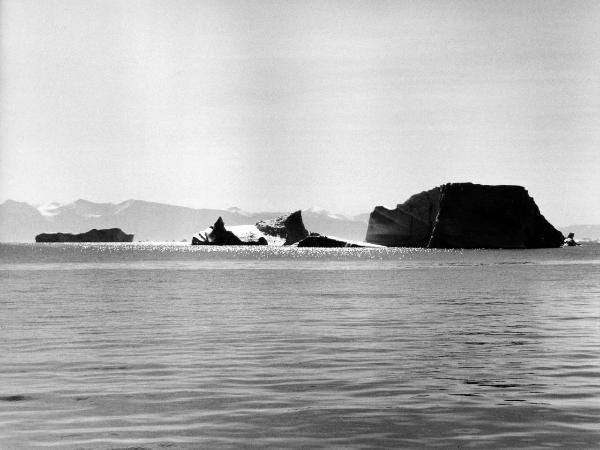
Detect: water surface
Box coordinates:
(1, 243, 599, 448)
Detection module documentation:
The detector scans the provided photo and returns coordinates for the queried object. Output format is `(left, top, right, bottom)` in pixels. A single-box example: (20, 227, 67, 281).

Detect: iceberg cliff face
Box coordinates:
(366, 183, 564, 249)
(366, 188, 442, 247)
(256, 210, 309, 245)
(35, 228, 134, 243)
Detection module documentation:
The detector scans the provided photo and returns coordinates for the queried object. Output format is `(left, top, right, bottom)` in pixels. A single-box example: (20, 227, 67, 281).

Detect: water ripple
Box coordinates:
(1, 244, 599, 448)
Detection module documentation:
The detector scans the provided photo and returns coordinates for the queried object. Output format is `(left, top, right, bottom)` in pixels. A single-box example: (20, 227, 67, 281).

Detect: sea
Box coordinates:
(0, 243, 599, 449)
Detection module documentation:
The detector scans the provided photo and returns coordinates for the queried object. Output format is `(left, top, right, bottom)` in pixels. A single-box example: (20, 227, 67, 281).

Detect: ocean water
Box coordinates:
(0, 243, 599, 449)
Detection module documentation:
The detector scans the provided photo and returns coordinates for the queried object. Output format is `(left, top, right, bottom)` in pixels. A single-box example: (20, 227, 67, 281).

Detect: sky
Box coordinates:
(1, 0, 599, 225)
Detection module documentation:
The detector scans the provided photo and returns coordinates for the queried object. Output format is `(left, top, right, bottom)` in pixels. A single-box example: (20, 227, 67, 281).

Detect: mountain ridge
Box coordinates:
(558, 224, 600, 242)
(0, 199, 369, 242)
(2, 199, 598, 243)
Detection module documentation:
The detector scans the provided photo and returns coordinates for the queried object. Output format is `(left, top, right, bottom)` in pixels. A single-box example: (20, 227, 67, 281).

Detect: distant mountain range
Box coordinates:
(558, 224, 600, 242)
(1, 199, 597, 243)
(0, 199, 371, 242)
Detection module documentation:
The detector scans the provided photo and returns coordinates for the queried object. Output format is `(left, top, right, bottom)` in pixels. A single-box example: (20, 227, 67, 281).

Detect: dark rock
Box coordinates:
(0, 395, 29, 402)
(563, 233, 580, 247)
(255, 210, 309, 245)
(366, 183, 564, 249)
(296, 235, 374, 248)
(35, 228, 134, 243)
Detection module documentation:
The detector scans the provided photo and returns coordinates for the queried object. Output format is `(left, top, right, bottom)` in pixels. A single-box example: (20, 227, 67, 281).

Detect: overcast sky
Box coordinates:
(1, 0, 599, 225)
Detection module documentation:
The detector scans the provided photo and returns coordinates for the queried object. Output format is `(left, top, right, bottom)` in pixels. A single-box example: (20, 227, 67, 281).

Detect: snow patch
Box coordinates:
(37, 202, 61, 216)
(227, 225, 285, 246)
(303, 207, 350, 221)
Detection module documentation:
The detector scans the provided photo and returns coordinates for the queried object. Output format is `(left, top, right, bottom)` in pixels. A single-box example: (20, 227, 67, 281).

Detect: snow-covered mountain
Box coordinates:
(0, 199, 369, 242)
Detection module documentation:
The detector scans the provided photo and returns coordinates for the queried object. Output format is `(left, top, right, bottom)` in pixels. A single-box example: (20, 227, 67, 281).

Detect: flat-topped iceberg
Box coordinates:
(35, 228, 134, 243)
(366, 183, 564, 249)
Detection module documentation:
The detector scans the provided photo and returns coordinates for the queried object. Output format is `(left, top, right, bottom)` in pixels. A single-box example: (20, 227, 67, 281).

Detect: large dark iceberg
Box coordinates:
(35, 228, 134, 243)
(365, 183, 564, 249)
